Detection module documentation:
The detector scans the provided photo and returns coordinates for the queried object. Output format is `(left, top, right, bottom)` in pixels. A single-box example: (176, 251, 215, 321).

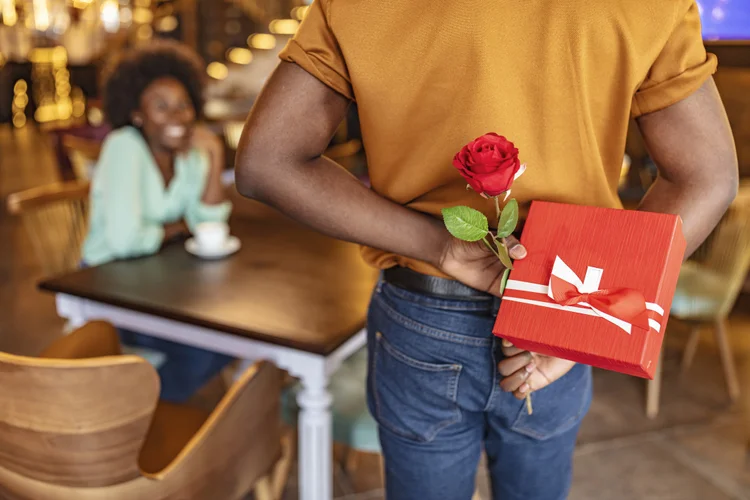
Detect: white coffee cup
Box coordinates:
(194, 221, 229, 251)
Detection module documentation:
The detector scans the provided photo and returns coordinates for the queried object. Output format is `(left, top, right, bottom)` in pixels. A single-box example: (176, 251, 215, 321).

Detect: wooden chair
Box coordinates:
(0, 321, 290, 500)
(7, 181, 90, 277)
(61, 134, 102, 181)
(646, 189, 750, 418)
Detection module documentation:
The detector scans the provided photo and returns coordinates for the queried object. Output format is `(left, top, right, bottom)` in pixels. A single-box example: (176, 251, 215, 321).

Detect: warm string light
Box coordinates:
(136, 23, 152, 40)
(206, 62, 228, 80)
(12, 80, 28, 128)
(100, 0, 120, 32)
(226, 47, 252, 65)
(291, 5, 309, 21)
(32, 0, 50, 31)
(1, 0, 17, 26)
(30, 47, 77, 124)
(71, 87, 86, 118)
(132, 6, 152, 24)
(247, 33, 276, 50)
(155, 14, 177, 32)
(269, 18, 298, 35)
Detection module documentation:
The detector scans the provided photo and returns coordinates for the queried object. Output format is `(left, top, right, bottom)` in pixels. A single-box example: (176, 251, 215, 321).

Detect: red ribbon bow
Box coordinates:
(549, 275, 651, 331)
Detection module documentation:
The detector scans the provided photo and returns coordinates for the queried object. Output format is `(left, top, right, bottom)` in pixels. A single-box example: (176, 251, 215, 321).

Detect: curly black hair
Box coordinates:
(102, 40, 206, 129)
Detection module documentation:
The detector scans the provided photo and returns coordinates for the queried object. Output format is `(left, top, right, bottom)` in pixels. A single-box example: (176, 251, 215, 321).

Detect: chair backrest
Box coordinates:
(693, 186, 750, 316)
(6, 181, 90, 276)
(0, 352, 159, 488)
(61, 135, 102, 181)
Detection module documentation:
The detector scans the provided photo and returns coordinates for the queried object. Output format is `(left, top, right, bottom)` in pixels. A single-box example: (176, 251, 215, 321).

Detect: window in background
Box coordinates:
(699, 0, 750, 40)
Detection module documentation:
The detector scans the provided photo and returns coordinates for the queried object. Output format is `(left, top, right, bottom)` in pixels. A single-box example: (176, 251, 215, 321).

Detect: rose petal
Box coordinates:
(513, 163, 527, 181)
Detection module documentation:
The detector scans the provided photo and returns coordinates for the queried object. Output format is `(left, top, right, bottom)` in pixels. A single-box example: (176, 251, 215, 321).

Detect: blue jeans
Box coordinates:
(366, 280, 592, 500)
(119, 329, 233, 403)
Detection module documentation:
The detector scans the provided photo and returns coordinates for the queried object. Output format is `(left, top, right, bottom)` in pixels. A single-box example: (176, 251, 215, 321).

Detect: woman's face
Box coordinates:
(132, 77, 196, 152)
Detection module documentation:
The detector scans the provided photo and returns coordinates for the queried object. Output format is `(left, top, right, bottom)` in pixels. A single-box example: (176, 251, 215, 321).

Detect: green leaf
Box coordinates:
(499, 268, 511, 295)
(441, 206, 489, 242)
(496, 241, 514, 270)
(496, 199, 519, 239)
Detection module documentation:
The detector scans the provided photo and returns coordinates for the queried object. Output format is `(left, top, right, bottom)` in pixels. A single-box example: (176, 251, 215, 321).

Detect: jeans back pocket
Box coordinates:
(510, 363, 592, 441)
(372, 332, 462, 443)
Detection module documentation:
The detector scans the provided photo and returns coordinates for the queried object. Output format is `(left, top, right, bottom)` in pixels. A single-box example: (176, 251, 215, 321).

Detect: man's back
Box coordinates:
(238, 2, 737, 499)
(281, 0, 716, 275)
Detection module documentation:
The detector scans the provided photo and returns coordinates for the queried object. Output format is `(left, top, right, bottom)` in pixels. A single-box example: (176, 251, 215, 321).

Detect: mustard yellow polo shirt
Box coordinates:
(280, 0, 717, 277)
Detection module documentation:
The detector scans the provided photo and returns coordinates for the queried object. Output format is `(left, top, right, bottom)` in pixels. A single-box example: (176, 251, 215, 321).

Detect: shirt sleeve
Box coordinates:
(278, 0, 354, 100)
(631, 0, 717, 118)
(97, 132, 164, 258)
(184, 150, 232, 232)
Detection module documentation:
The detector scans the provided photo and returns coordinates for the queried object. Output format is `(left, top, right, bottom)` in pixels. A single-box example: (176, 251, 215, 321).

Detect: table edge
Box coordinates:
(38, 280, 364, 356)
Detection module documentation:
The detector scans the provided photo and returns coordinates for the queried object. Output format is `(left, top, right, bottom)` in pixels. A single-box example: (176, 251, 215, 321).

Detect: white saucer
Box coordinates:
(185, 236, 241, 259)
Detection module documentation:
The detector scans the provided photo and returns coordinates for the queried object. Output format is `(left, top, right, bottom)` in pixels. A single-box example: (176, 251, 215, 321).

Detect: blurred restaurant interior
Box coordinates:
(1, 1, 750, 499)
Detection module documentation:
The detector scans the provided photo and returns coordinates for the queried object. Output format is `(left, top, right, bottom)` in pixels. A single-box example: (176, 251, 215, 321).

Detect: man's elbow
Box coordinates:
(714, 157, 740, 208)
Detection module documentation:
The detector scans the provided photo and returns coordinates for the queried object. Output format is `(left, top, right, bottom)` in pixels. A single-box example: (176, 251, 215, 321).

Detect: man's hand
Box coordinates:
(439, 235, 527, 298)
(498, 339, 576, 399)
(439, 234, 575, 395)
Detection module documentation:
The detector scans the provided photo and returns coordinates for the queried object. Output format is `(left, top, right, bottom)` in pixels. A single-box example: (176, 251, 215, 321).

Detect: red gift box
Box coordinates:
(493, 201, 686, 379)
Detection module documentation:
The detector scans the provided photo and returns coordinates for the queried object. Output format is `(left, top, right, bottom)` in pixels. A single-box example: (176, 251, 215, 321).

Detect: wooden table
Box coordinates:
(40, 214, 379, 500)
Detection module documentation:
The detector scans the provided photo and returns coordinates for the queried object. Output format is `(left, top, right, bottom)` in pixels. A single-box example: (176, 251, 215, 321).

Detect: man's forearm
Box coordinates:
(236, 153, 449, 267)
(638, 176, 736, 256)
(636, 78, 738, 257)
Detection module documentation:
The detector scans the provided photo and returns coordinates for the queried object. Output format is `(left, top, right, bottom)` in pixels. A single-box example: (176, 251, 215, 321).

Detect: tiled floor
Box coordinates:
(2, 124, 749, 500)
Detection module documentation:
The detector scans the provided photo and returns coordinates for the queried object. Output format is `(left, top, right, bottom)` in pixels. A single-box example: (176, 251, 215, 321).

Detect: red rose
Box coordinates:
(452, 133, 523, 197)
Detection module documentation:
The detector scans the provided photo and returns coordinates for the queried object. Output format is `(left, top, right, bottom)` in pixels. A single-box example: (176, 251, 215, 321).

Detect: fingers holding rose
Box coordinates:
(497, 339, 578, 400)
(498, 345, 536, 398)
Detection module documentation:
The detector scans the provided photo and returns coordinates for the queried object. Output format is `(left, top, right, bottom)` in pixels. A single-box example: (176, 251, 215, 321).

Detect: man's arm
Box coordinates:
(235, 62, 449, 266)
(636, 77, 738, 255)
(235, 62, 522, 294)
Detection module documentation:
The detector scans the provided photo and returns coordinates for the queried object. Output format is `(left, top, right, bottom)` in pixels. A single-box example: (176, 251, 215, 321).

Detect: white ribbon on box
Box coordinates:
(503, 256, 664, 334)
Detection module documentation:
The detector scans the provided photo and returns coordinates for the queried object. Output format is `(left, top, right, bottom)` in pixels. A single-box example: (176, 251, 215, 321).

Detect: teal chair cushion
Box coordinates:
(670, 262, 727, 320)
(282, 347, 380, 453)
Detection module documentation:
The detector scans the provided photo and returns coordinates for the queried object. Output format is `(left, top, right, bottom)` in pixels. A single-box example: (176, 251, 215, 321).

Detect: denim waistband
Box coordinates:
(378, 278, 502, 315)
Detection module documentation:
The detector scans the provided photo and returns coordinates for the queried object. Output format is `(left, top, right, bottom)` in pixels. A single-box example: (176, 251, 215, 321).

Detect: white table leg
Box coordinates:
(297, 372, 333, 500)
(56, 294, 86, 329)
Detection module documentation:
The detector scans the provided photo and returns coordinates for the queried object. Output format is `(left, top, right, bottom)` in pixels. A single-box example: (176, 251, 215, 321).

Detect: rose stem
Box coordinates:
(497, 194, 529, 414)
(492, 196, 510, 252)
(482, 237, 502, 259)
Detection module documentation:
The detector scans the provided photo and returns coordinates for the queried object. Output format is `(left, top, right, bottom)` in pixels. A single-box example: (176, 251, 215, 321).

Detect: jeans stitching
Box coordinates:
(379, 332, 461, 372)
(374, 294, 494, 347)
(373, 332, 462, 443)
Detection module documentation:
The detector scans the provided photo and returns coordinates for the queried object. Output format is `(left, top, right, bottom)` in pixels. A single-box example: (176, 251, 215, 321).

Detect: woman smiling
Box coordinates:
(82, 40, 233, 402)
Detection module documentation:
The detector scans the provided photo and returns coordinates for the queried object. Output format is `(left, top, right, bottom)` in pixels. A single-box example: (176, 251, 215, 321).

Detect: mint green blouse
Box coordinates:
(82, 127, 232, 266)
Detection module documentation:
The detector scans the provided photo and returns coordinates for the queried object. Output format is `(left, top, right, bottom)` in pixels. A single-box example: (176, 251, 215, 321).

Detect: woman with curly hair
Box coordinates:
(82, 40, 233, 402)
